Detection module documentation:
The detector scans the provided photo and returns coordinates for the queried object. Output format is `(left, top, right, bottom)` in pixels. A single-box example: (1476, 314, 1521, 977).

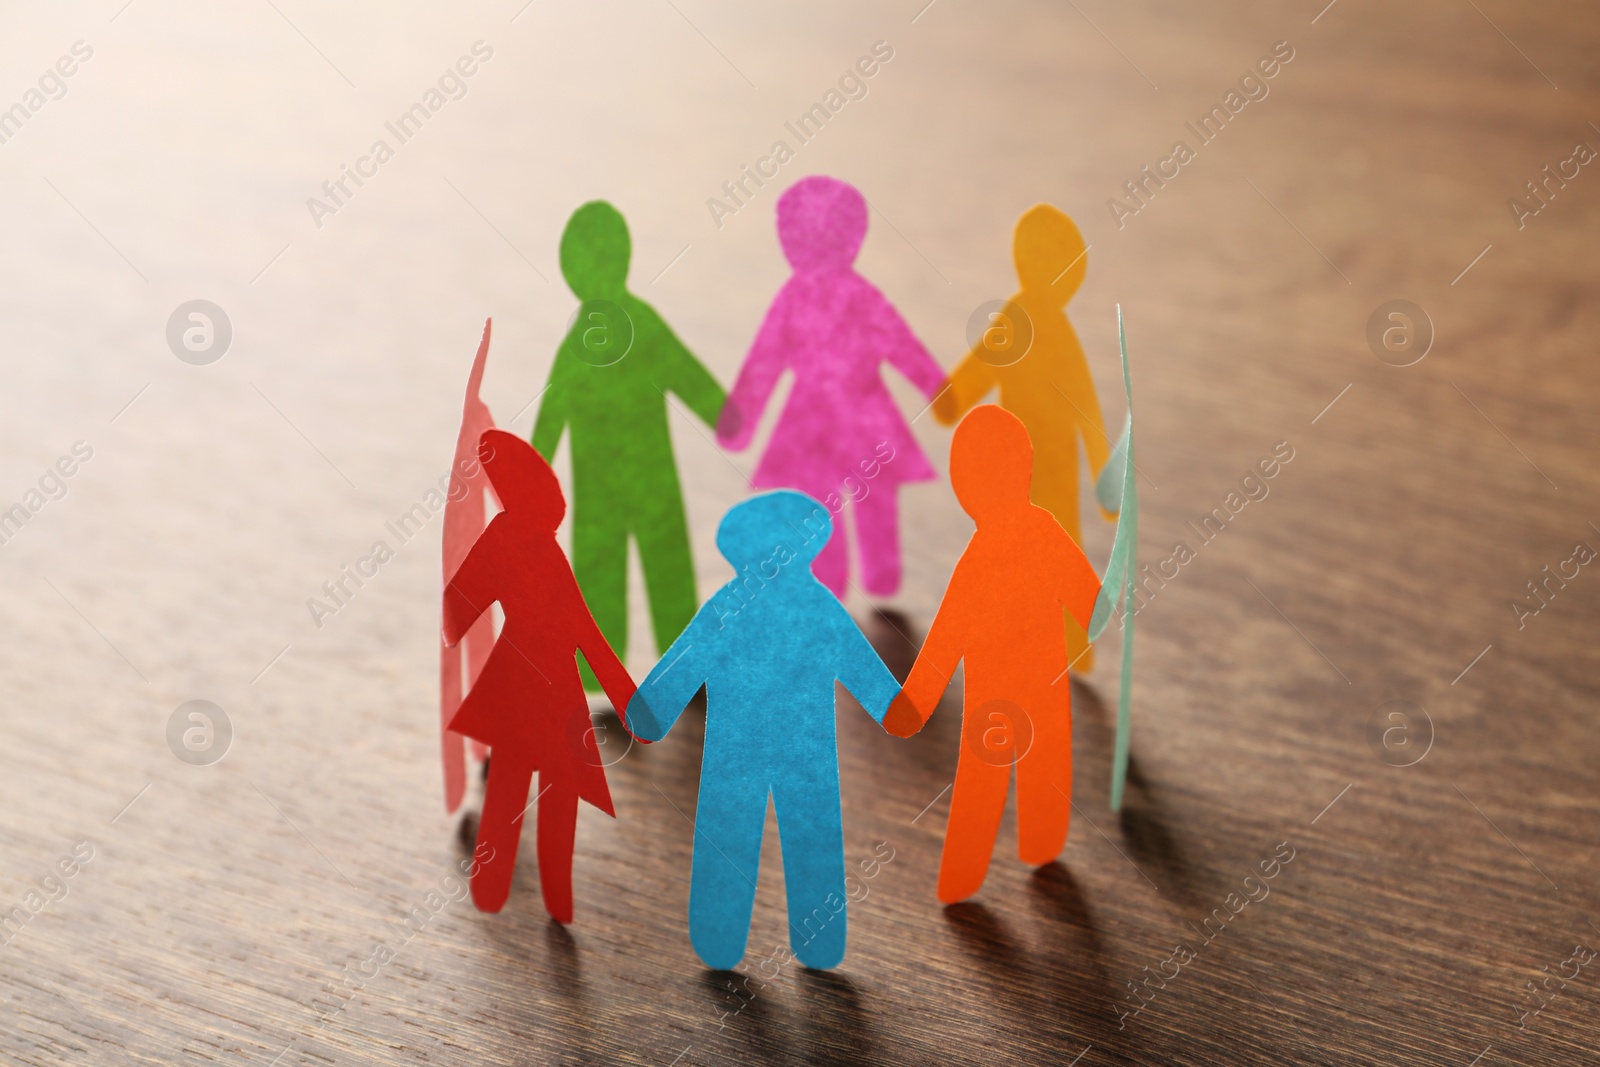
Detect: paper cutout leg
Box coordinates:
(536, 772, 579, 924)
(688, 768, 767, 970)
(937, 747, 1010, 904)
(636, 490, 698, 657)
(774, 772, 848, 969)
(573, 504, 629, 690)
(440, 641, 467, 810)
(473, 752, 536, 913)
(1015, 688, 1072, 866)
(851, 487, 902, 598)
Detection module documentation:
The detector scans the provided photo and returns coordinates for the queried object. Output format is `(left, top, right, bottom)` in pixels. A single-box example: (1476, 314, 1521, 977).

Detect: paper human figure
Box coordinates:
(883, 405, 1100, 903)
(533, 201, 726, 688)
(716, 175, 946, 599)
(443, 429, 638, 920)
(626, 489, 899, 969)
(1089, 307, 1139, 810)
(440, 320, 497, 814)
(933, 205, 1113, 669)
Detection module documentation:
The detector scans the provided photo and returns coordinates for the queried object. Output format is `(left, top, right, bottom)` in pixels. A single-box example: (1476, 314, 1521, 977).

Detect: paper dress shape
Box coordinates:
(443, 430, 637, 920)
(717, 175, 946, 599)
(626, 490, 899, 969)
(933, 205, 1112, 669)
(533, 201, 726, 687)
(440, 320, 497, 814)
(884, 406, 1100, 903)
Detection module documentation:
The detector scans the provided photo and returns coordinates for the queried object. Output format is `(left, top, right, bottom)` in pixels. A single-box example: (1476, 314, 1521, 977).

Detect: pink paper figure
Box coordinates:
(440, 320, 498, 813)
(716, 175, 947, 599)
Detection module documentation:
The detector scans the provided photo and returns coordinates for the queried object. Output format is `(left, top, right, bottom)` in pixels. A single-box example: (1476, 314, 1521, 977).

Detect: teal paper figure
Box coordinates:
(1089, 305, 1138, 810)
(533, 201, 727, 687)
(626, 490, 899, 970)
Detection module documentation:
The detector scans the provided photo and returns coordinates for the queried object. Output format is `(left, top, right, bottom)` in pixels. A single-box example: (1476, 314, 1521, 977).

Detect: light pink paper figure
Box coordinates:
(716, 176, 946, 598)
(440, 319, 498, 813)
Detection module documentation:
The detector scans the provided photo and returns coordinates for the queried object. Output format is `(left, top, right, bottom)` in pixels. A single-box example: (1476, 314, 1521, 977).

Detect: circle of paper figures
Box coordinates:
(438, 177, 1140, 971)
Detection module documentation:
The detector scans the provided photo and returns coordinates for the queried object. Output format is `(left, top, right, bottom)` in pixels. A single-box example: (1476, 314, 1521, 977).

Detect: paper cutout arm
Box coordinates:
(884, 599, 963, 737)
(932, 345, 1001, 426)
(625, 615, 711, 742)
(653, 307, 726, 428)
(1061, 350, 1115, 519)
(442, 523, 500, 647)
(530, 343, 576, 461)
(877, 301, 948, 400)
(573, 593, 640, 734)
(836, 620, 901, 724)
(1061, 536, 1102, 634)
(717, 297, 789, 449)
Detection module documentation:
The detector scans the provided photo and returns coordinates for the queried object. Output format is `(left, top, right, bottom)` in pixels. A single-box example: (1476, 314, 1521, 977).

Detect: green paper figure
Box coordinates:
(533, 201, 727, 688)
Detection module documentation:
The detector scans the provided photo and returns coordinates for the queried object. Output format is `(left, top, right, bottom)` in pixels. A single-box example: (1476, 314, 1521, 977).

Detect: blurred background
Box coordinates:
(1, 1, 1596, 1065)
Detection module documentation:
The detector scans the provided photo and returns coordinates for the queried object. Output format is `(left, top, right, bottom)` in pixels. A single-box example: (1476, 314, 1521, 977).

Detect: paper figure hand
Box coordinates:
(882, 693, 925, 738)
(931, 381, 960, 427)
(623, 690, 669, 743)
(715, 400, 752, 450)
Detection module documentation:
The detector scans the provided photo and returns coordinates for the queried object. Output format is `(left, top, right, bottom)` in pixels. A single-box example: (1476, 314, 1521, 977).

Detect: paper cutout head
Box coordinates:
(1014, 204, 1087, 304)
(479, 428, 565, 530)
(714, 489, 833, 577)
(560, 200, 631, 300)
(950, 405, 1034, 523)
(777, 175, 868, 271)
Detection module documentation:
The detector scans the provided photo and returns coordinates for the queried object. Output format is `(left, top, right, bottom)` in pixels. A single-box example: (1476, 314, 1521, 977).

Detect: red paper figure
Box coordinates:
(443, 429, 638, 920)
(440, 320, 498, 814)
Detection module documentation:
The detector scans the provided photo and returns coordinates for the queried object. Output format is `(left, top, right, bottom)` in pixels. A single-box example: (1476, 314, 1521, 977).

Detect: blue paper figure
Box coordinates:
(626, 490, 899, 970)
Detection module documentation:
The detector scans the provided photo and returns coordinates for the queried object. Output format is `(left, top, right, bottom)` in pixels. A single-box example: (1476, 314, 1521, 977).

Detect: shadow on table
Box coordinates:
(690, 963, 878, 1067)
(1116, 755, 1207, 913)
(941, 872, 1142, 1062)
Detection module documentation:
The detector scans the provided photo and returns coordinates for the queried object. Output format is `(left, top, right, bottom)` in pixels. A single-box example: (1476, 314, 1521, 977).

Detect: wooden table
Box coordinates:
(1, 1, 1595, 1064)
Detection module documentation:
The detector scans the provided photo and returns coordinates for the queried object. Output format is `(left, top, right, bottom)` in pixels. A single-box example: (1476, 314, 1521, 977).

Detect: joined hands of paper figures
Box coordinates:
(442, 429, 640, 921)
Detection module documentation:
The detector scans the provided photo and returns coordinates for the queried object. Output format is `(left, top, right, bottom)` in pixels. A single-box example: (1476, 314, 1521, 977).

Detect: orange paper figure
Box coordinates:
(884, 406, 1100, 903)
(440, 320, 498, 814)
(443, 429, 638, 920)
(933, 206, 1111, 669)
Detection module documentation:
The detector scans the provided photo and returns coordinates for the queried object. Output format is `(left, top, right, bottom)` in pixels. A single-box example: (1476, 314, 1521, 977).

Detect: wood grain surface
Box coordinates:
(1, 1, 1596, 1065)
